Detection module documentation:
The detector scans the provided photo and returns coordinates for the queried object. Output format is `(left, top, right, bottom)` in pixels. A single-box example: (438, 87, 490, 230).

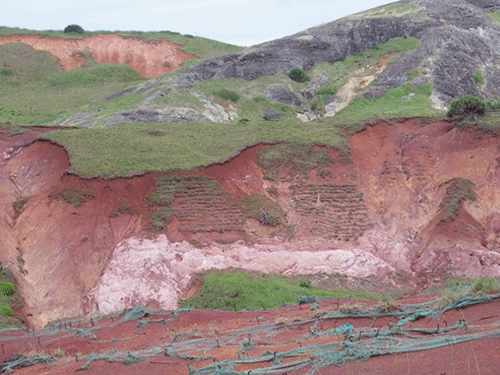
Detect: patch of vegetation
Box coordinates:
(428, 277, 500, 306)
(0, 270, 23, 328)
(145, 175, 229, 232)
(256, 143, 333, 180)
(12, 197, 27, 217)
(0, 282, 15, 296)
(239, 195, 285, 226)
(41, 121, 346, 177)
(349, 3, 422, 19)
(440, 178, 477, 221)
(214, 89, 241, 103)
(1, 306, 13, 317)
(53, 187, 95, 208)
(334, 82, 439, 128)
(447, 95, 500, 120)
(288, 67, 310, 83)
(472, 71, 485, 87)
(45, 64, 142, 88)
(179, 270, 380, 311)
(109, 202, 133, 218)
(488, 11, 500, 24)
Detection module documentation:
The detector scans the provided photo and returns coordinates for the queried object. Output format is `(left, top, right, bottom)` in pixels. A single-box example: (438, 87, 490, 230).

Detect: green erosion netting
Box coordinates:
(3, 294, 500, 373)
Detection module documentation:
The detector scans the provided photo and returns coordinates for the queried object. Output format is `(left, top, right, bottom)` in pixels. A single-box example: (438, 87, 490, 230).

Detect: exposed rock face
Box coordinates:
(266, 85, 304, 106)
(178, 0, 500, 106)
(4, 119, 500, 326)
(106, 108, 212, 126)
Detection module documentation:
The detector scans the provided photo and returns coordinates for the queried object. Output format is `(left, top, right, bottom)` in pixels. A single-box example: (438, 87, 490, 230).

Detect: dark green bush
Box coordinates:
(64, 24, 84, 34)
(288, 67, 310, 83)
(215, 89, 241, 102)
(447, 95, 486, 118)
(1, 306, 13, 317)
(0, 282, 15, 296)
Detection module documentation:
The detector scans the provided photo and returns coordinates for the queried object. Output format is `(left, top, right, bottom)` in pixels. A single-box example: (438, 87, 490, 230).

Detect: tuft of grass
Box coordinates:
(440, 178, 477, 221)
(256, 143, 333, 180)
(472, 71, 485, 87)
(0, 282, 15, 297)
(239, 195, 285, 226)
(12, 197, 27, 217)
(179, 270, 381, 311)
(488, 11, 500, 24)
(288, 67, 310, 83)
(53, 187, 95, 208)
(0, 270, 23, 328)
(214, 89, 241, 103)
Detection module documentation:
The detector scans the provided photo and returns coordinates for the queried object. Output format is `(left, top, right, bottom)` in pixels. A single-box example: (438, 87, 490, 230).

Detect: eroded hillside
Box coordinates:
(2, 119, 500, 327)
(0, 34, 195, 78)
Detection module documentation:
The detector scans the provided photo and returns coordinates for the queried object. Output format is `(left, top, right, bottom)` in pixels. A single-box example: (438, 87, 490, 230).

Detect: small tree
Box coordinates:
(64, 24, 85, 34)
(288, 67, 310, 83)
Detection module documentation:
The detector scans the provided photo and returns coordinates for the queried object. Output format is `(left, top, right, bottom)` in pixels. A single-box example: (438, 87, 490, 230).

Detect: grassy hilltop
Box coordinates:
(3, 0, 500, 176)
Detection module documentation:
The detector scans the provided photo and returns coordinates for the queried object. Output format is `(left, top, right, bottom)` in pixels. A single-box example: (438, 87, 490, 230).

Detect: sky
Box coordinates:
(2, 0, 396, 46)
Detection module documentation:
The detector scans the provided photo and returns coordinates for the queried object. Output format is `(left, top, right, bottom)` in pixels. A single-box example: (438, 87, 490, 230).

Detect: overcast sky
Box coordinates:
(2, 0, 396, 46)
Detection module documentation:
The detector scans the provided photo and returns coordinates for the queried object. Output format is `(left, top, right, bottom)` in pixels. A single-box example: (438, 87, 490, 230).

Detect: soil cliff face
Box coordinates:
(0, 34, 195, 78)
(3, 119, 500, 327)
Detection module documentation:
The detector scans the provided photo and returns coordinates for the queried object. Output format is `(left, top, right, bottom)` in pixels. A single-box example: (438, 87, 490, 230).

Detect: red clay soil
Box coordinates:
(1, 295, 500, 375)
(3, 119, 500, 374)
(0, 34, 195, 78)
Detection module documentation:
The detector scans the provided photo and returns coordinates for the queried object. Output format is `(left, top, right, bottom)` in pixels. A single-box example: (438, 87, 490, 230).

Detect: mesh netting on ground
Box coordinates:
(1, 293, 500, 374)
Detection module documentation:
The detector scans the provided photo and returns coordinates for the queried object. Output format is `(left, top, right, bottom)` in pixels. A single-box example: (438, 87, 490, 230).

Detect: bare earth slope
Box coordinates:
(0, 34, 195, 78)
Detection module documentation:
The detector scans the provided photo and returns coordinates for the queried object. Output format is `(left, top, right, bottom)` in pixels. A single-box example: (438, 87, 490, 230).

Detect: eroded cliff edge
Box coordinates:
(2, 119, 500, 327)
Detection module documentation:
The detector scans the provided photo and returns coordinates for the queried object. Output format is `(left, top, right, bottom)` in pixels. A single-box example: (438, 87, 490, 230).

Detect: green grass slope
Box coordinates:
(0, 28, 240, 125)
(39, 36, 445, 176)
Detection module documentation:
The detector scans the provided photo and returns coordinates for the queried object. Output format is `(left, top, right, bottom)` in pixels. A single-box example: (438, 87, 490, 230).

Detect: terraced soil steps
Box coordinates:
(152, 176, 246, 233)
(291, 184, 371, 241)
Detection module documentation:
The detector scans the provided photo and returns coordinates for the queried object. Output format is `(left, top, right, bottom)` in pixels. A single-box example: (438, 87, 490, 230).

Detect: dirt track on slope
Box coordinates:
(0, 34, 195, 78)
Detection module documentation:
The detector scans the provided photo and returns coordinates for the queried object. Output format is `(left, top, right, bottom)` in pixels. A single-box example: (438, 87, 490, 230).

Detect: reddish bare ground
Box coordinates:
(0, 34, 195, 78)
(1, 295, 500, 374)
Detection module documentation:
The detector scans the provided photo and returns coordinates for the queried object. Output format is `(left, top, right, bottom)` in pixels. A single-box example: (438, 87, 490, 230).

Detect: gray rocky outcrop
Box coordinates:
(106, 108, 211, 126)
(266, 85, 304, 106)
(178, 0, 500, 106)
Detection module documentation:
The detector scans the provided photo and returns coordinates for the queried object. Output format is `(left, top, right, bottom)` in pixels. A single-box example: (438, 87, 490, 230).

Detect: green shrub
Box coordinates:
(447, 95, 486, 118)
(288, 67, 310, 83)
(440, 178, 477, 221)
(472, 71, 485, 87)
(0, 282, 15, 296)
(1, 306, 13, 317)
(55, 187, 95, 207)
(64, 24, 84, 34)
(214, 89, 241, 102)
